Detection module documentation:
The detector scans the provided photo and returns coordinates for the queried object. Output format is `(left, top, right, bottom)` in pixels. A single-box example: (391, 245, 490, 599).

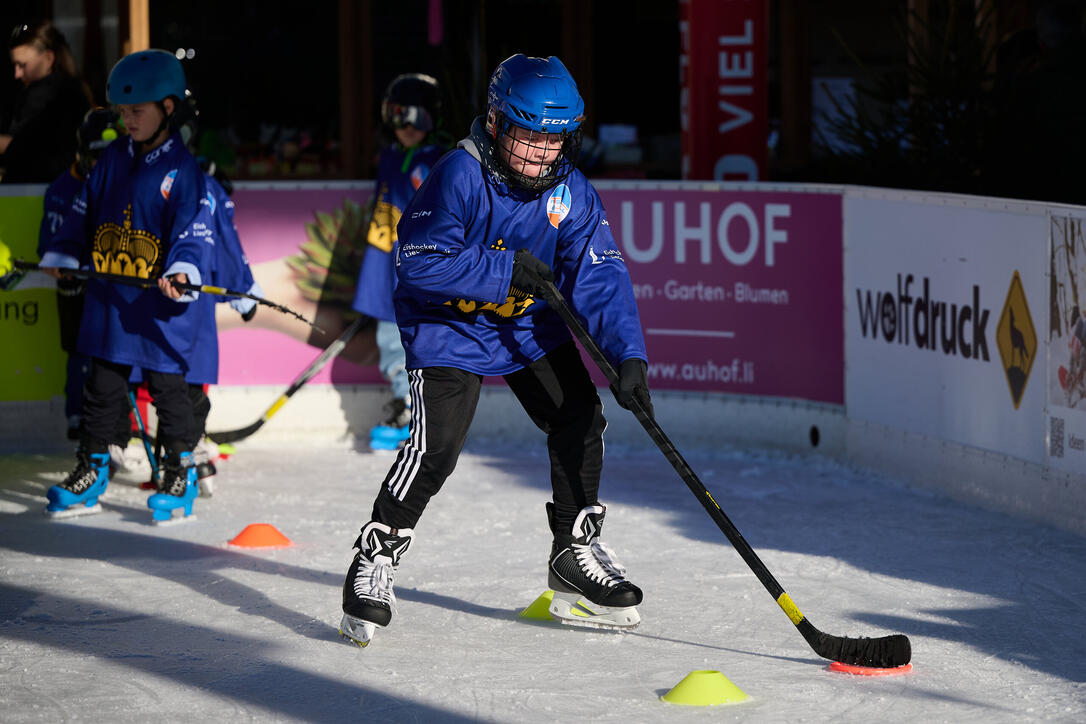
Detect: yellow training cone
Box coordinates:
(518, 590, 555, 620)
(661, 670, 749, 706)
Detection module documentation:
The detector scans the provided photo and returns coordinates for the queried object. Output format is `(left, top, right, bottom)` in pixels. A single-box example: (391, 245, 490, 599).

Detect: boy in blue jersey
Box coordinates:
(40, 50, 215, 523)
(352, 73, 449, 451)
(38, 108, 123, 441)
(340, 54, 654, 646)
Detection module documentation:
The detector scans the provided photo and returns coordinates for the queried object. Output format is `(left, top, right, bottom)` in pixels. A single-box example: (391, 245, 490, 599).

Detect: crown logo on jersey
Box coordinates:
(92, 204, 162, 278)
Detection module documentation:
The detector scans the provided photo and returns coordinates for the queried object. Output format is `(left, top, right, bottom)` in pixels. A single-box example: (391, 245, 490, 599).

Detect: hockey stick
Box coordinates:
(206, 315, 368, 444)
(536, 278, 911, 669)
(128, 388, 161, 487)
(13, 260, 323, 332)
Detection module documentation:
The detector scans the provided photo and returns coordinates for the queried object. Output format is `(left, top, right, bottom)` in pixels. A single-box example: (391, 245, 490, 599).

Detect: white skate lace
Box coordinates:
(353, 559, 397, 607)
(572, 540, 629, 588)
(61, 466, 97, 494)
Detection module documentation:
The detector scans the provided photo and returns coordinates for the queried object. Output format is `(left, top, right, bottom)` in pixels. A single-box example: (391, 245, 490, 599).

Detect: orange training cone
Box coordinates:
(228, 523, 293, 548)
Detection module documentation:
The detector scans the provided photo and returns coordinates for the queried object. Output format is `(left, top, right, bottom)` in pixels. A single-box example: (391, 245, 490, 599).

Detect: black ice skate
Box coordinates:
(547, 503, 642, 629)
(340, 520, 414, 647)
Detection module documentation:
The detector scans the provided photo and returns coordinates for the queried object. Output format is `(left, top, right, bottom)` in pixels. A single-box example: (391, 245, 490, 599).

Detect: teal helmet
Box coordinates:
(106, 49, 186, 104)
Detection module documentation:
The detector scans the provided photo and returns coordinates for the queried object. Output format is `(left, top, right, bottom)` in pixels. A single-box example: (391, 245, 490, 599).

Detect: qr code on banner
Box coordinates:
(1050, 416, 1065, 458)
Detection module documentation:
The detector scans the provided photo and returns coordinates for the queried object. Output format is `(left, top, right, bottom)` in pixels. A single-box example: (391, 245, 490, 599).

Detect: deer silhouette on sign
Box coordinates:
(1009, 308, 1029, 368)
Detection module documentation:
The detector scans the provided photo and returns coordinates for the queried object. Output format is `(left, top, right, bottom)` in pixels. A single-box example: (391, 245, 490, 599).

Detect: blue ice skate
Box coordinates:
(369, 397, 410, 451)
(46, 451, 111, 518)
(147, 451, 199, 524)
(369, 423, 409, 451)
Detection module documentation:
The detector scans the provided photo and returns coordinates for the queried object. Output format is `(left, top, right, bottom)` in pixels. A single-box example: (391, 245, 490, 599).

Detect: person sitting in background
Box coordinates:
(0, 20, 91, 183)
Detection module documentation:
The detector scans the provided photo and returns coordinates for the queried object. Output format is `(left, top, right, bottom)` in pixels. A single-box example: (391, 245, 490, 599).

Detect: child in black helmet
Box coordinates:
(351, 73, 450, 451)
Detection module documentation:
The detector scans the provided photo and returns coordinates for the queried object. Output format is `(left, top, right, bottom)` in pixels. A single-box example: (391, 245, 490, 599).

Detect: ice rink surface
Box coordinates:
(1, 436, 1084, 723)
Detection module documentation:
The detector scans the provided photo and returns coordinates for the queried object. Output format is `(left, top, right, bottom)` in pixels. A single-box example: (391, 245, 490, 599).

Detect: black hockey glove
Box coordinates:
(510, 248, 554, 297)
(612, 358, 654, 418)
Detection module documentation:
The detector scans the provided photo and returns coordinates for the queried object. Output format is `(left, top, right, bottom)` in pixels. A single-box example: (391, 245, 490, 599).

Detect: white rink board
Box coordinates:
(845, 190, 1048, 464)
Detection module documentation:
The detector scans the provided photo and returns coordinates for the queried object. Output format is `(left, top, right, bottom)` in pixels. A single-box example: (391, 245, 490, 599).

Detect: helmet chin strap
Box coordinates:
(138, 101, 173, 154)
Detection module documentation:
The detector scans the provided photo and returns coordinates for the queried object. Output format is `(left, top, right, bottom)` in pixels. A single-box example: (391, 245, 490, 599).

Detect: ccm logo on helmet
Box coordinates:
(541, 118, 571, 125)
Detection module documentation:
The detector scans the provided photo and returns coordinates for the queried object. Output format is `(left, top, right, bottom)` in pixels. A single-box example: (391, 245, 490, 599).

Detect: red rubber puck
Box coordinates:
(828, 661, 912, 676)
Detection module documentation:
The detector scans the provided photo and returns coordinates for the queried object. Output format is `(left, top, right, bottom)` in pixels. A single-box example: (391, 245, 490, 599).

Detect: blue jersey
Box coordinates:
(183, 174, 259, 384)
(392, 142, 647, 376)
(132, 174, 258, 386)
(352, 142, 446, 322)
(41, 133, 214, 375)
(37, 166, 84, 257)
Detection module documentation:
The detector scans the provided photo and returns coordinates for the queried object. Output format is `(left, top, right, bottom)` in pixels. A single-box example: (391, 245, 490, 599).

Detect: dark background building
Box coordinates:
(3, 1, 1084, 204)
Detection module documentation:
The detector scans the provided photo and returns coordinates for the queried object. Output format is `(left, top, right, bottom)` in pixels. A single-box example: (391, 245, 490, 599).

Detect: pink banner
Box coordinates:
(215, 184, 382, 385)
(213, 184, 843, 405)
(598, 187, 843, 404)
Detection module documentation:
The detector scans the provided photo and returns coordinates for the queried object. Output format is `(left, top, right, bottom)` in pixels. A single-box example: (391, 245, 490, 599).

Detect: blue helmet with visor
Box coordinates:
(482, 54, 584, 192)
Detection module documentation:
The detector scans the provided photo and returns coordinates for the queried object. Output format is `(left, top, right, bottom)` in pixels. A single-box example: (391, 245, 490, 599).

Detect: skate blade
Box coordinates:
(549, 591, 641, 630)
(339, 613, 377, 648)
(151, 512, 197, 526)
(198, 478, 215, 498)
(45, 503, 103, 520)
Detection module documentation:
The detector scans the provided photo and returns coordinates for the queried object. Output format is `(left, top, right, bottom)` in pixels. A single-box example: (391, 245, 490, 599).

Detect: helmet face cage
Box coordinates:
(482, 55, 585, 193)
(487, 108, 582, 192)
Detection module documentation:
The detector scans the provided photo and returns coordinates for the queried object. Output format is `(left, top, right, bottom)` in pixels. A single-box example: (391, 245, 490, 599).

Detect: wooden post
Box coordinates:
(338, 0, 373, 179)
(778, 0, 811, 174)
(127, 0, 149, 54)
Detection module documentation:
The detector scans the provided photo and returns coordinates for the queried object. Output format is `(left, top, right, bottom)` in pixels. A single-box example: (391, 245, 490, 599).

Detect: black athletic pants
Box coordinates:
(80, 358, 197, 456)
(371, 342, 607, 534)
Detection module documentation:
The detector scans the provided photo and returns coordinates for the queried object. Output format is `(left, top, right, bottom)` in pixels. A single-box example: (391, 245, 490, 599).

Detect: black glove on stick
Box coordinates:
(510, 248, 554, 296)
(612, 358, 654, 418)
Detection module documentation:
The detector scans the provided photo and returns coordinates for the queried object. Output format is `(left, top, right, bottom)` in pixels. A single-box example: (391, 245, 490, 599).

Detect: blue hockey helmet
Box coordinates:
(482, 54, 585, 192)
(106, 49, 186, 105)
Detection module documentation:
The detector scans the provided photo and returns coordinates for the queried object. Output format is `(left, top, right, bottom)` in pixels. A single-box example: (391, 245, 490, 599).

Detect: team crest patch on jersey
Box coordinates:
(204, 191, 217, 216)
(410, 164, 429, 191)
(160, 169, 178, 200)
(547, 184, 572, 228)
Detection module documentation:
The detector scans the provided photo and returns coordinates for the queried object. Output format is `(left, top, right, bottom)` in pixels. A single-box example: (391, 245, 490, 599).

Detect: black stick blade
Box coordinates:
(207, 420, 264, 444)
(812, 630, 912, 668)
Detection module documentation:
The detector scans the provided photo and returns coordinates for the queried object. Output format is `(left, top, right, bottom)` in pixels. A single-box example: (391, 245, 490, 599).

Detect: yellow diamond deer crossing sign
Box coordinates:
(995, 271, 1036, 409)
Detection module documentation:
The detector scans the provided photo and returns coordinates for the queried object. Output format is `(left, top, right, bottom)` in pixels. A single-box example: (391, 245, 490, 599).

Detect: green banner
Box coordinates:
(0, 193, 65, 402)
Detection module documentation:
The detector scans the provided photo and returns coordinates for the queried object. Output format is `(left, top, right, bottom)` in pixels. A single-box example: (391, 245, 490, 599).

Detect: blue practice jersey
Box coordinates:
(41, 133, 214, 375)
(352, 142, 446, 322)
(37, 166, 84, 257)
(132, 173, 259, 386)
(392, 142, 647, 376)
(183, 174, 259, 384)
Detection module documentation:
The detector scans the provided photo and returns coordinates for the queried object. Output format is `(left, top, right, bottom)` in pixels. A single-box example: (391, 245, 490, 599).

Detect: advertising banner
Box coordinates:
(679, 0, 769, 181)
(845, 193, 1048, 464)
(0, 192, 65, 402)
(214, 184, 382, 386)
(598, 184, 843, 404)
(1046, 211, 1086, 474)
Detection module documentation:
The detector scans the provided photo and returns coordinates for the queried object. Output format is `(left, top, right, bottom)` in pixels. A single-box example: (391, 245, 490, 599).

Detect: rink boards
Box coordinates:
(1, 180, 1083, 533)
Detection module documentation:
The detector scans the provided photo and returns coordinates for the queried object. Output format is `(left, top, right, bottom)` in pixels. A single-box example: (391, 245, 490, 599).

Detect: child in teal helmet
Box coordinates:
(39, 49, 215, 524)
